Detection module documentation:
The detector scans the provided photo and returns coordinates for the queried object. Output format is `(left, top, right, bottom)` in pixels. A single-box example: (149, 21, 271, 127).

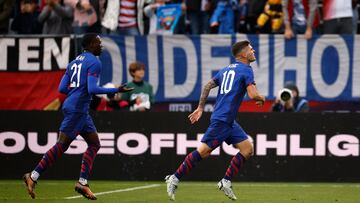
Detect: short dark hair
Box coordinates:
(284, 82, 299, 98)
(231, 40, 250, 57)
(81, 33, 99, 50)
(22, 0, 37, 3)
(129, 62, 145, 77)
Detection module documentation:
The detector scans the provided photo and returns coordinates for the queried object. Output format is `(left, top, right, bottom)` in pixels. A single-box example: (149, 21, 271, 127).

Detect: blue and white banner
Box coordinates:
(97, 34, 360, 102)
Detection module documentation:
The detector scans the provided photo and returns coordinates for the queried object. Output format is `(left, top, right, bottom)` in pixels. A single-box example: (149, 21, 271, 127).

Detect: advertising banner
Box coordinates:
(1, 112, 359, 181)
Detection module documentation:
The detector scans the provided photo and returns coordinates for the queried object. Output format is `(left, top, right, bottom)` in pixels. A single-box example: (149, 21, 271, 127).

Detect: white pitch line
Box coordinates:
(64, 184, 160, 199)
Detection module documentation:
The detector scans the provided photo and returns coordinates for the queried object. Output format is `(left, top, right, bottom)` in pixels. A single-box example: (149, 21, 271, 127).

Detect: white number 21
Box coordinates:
(70, 63, 82, 88)
(220, 70, 235, 94)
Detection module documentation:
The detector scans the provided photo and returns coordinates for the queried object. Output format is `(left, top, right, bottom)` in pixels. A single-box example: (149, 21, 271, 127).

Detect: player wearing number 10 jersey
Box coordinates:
(165, 40, 266, 201)
(23, 34, 133, 200)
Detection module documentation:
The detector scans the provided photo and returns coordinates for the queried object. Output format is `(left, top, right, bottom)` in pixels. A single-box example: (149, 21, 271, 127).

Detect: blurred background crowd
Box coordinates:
(0, 0, 359, 36)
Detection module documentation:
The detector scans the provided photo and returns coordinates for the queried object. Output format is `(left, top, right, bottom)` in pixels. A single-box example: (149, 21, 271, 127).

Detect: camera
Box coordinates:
(278, 88, 293, 102)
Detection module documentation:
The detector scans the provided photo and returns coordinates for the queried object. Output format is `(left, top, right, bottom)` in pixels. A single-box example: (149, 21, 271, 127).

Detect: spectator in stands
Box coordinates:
(11, 0, 42, 34)
(0, 0, 15, 34)
(185, 0, 211, 34)
(166, 0, 187, 34)
(272, 82, 309, 112)
(246, 0, 267, 33)
(102, 0, 148, 35)
(101, 0, 119, 33)
(353, 0, 359, 34)
(322, 0, 353, 34)
(143, 0, 166, 35)
(121, 62, 154, 111)
(64, 0, 103, 34)
(117, 0, 143, 35)
(143, 0, 186, 35)
(210, 0, 237, 34)
(38, 0, 73, 34)
(257, 0, 283, 33)
(236, 0, 248, 33)
(282, 0, 318, 40)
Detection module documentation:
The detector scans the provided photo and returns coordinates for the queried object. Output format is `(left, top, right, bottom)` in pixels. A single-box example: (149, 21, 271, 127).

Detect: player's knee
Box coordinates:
(199, 151, 211, 159)
(91, 141, 101, 152)
(241, 145, 253, 160)
(57, 141, 70, 151)
(197, 148, 211, 159)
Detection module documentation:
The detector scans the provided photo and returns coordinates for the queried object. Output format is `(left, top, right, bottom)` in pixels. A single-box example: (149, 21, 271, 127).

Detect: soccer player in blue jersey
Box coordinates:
(165, 40, 265, 201)
(23, 33, 133, 200)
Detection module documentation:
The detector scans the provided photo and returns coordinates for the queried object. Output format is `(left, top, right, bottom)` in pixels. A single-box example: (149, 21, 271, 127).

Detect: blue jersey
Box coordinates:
(210, 62, 255, 124)
(59, 52, 118, 113)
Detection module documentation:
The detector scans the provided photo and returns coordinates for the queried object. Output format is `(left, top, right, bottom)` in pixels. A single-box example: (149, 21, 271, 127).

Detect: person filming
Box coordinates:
(272, 83, 309, 112)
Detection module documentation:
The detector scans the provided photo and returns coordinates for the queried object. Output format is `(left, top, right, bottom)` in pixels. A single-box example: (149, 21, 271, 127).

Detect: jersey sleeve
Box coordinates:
(212, 70, 222, 86)
(87, 60, 101, 77)
(58, 69, 70, 94)
(244, 68, 256, 86)
(87, 60, 119, 94)
(87, 76, 119, 94)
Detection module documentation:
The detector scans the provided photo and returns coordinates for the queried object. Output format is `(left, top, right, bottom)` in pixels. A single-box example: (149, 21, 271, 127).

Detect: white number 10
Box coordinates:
(220, 70, 235, 94)
(70, 63, 82, 88)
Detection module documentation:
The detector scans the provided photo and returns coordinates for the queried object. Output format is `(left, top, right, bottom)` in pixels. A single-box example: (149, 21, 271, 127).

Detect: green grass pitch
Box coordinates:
(0, 180, 359, 203)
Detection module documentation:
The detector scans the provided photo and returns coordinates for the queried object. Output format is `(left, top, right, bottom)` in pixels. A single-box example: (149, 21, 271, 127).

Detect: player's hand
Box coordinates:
(188, 107, 203, 124)
(210, 22, 219, 27)
(256, 96, 265, 107)
(118, 84, 134, 93)
(256, 100, 264, 107)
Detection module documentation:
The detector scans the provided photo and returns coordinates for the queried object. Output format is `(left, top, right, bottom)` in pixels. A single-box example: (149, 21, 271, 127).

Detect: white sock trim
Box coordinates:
(30, 171, 40, 181)
(79, 177, 88, 185)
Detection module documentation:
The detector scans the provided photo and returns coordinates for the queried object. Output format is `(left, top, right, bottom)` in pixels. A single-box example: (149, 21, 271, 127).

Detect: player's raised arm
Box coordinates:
(88, 75, 133, 94)
(87, 63, 134, 94)
(246, 84, 265, 107)
(188, 79, 218, 124)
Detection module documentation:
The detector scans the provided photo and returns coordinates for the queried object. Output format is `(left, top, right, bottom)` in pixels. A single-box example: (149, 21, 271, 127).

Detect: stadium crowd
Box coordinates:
(0, 0, 359, 36)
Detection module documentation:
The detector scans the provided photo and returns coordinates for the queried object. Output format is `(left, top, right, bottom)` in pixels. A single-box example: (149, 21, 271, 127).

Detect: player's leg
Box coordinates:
(166, 120, 230, 200)
(173, 121, 230, 180)
(165, 143, 212, 200)
(218, 122, 253, 200)
(78, 132, 100, 186)
(23, 132, 73, 199)
(224, 139, 253, 181)
(174, 142, 212, 179)
(74, 114, 100, 200)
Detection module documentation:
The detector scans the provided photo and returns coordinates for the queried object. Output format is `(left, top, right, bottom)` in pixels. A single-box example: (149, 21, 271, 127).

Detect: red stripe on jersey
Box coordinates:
(119, 13, 136, 18)
(120, 5, 136, 10)
(88, 72, 98, 77)
(119, 0, 137, 28)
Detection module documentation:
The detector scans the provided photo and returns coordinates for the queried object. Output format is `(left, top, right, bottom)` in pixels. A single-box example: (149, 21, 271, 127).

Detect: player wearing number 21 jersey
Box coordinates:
(23, 34, 133, 200)
(165, 40, 266, 201)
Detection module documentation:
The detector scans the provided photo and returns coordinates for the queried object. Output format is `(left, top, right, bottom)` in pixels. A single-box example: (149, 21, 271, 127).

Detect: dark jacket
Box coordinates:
(0, 0, 15, 33)
(38, 3, 73, 34)
(11, 10, 42, 34)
